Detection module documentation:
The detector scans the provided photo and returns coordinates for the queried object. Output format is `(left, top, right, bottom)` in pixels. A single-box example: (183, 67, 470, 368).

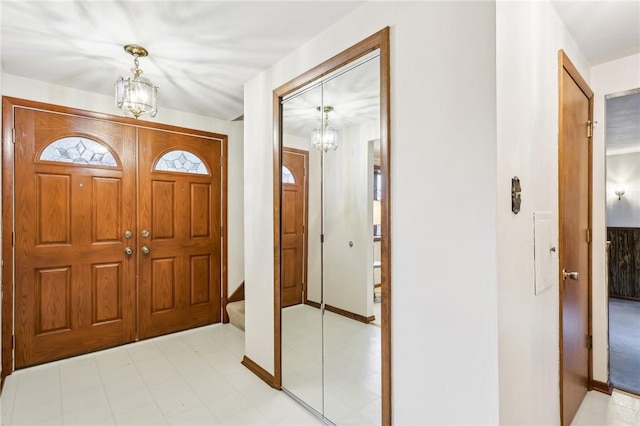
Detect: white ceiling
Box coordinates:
(606, 89, 640, 155)
(1, 1, 639, 124)
(0, 1, 364, 121)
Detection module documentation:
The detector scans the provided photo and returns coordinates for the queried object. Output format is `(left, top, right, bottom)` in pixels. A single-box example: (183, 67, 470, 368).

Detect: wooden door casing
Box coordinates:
(137, 128, 222, 339)
(558, 50, 593, 426)
(14, 108, 137, 367)
(281, 149, 308, 308)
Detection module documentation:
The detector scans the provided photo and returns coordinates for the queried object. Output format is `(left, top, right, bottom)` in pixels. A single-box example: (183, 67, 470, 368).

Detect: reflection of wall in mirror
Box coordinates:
(323, 119, 378, 318)
(606, 152, 640, 227)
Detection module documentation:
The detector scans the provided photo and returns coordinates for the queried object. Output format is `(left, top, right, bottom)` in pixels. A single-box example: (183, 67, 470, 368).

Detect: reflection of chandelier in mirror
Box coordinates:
(115, 44, 158, 119)
(311, 106, 339, 152)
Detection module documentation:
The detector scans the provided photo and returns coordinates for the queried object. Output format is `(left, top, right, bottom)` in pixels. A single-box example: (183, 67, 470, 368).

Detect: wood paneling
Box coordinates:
(151, 258, 176, 313)
(37, 174, 71, 245)
(607, 227, 640, 300)
(152, 181, 176, 239)
(190, 254, 211, 305)
(36, 267, 71, 334)
(93, 263, 121, 323)
(93, 178, 121, 242)
(190, 184, 211, 238)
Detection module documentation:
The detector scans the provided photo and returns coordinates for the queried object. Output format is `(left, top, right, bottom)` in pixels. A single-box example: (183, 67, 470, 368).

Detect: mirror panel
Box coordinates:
(280, 52, 382, 425)
(322, 55, 381, 424)
(281, 84, 324, 414)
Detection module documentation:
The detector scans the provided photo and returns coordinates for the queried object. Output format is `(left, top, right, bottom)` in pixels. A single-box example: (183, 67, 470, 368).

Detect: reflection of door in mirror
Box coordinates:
(278, 36, 387, 424)
(282, 149, 308, 308)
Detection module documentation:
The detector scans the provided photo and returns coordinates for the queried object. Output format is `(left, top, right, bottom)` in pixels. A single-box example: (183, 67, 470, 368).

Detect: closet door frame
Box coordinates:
(272, 27, 391, 424)
(1, 96, 228, 378)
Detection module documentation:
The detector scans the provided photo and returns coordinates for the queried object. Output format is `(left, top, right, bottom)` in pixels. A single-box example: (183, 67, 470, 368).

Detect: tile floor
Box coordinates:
(2, 320, 639, 426)
(0, 323, 322, 425)
(572, 389, 640, 425)
(282, 305, 381, 425)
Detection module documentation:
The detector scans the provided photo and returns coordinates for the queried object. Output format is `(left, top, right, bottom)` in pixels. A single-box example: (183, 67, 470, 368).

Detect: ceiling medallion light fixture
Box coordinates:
(311, 106, 339, 152)
(115, 44, 158, 119)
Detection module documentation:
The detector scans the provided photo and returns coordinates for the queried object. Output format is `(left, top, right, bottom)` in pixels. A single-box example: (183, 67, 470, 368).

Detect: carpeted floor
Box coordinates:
(609, 297, 640, 396)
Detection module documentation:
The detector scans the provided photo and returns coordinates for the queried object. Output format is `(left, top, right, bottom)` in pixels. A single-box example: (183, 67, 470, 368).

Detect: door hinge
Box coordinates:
(11, 232, 14, 247)
(11, 128, 16, 144)
(586, 229, 592, 244)
(320, 234, 324, 243)
(587, 335, 592, 350)
(12, 335, 15, 349)
(586, 120, 597, 138)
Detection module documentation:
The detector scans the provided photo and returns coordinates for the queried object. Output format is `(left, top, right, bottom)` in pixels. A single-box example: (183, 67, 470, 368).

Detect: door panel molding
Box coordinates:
(1, 96, 228, 376)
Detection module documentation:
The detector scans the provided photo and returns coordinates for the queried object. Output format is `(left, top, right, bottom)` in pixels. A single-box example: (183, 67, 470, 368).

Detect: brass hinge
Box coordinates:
(586, 229, 592, 244)
(587, 335, 592, 350)
(11, 232, 14, 247)
(11, 128, 16, 144)
(586, 120, 597, 138)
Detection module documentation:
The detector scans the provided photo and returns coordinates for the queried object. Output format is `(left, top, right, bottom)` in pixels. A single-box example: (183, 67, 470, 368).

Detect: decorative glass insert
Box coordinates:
(39, 137, 117, 167)
(282, 166, 295, 184)
(155, 150, 208, 175)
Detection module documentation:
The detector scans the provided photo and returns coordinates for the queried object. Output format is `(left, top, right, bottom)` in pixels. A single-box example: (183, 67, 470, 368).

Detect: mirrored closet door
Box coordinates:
(275, 28, 390, 426)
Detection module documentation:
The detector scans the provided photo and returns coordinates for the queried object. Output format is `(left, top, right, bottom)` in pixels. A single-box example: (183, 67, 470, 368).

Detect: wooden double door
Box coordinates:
(12, 105, 223, 368)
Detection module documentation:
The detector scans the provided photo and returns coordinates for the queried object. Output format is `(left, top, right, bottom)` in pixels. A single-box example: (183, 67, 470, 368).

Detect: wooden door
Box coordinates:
(281, 149, 307, 308)
(14, 108, 137, 367)
(559, 51, 592, 426)
(137, 128, 222, 339)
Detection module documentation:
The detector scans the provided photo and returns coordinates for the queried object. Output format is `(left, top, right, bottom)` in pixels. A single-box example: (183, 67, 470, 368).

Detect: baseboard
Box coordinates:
(304, 300, 373, 324)
(241, 356, 278, 389)
(591, 379, 613, 395)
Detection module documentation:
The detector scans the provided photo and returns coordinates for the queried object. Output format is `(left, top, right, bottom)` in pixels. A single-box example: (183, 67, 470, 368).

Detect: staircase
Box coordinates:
(226, 282, 245, 331)
(226, 301, 245, 331)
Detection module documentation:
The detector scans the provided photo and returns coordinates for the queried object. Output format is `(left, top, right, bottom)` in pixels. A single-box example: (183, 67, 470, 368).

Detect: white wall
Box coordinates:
(1, 73, 245, 303)
(244, 2, 499, 423)
(324, 122, 375, 318)
(606, 152, 640, 227)
(496, 2, 591, 424)
(591, 52, 640, 383)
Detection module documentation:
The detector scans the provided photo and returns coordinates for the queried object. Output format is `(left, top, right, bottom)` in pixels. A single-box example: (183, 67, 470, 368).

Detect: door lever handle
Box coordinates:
(562, 269, 579, 281)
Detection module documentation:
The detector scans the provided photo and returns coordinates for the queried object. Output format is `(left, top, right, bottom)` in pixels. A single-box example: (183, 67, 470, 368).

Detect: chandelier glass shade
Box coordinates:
(115, 44, 158, 119)
(311, 106, 339, 152)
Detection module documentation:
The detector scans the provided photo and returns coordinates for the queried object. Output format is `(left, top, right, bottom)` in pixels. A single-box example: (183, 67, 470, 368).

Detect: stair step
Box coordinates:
(226, 300, 245, 331)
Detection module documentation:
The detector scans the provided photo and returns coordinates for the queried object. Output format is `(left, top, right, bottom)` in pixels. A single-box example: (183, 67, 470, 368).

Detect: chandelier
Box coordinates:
(115, 44, 158, 119)
(311, 106, 339, 152)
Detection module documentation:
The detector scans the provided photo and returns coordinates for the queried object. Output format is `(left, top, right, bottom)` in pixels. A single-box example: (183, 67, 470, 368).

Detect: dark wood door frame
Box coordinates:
(558, 50, 594, 425)
(282, 147, 310, 306)
(1, 96, 228, 378)
(271, 27, 391, 424)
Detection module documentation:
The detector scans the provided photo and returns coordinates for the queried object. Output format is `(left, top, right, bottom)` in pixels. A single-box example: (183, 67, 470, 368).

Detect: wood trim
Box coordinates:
(305, 300, 321, 309)
(1, 96, 229, 376)
(283, 147, 310, 306)
(609, 295, 640, 302)
(272, 27, 391, 425)
(1, 97, 227, 140)
(228, 281, 245, 303)
(557, 50, 594, 425)
(305, 302, 375, 324)
(221, 136, 229, 324)
(241, 355, 278, 389)
(272, 89, 283, 390)
(2, 97, 16, 377)
(591, 380, 613, 395)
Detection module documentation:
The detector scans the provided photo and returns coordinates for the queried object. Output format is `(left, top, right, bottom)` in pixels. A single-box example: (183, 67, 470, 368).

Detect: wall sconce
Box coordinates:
(615, 185, 625, 200)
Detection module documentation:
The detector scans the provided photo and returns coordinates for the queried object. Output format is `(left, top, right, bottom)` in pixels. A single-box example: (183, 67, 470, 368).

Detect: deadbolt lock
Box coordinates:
(124, 230, 133, 239)
(141, 230, 150, 238)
